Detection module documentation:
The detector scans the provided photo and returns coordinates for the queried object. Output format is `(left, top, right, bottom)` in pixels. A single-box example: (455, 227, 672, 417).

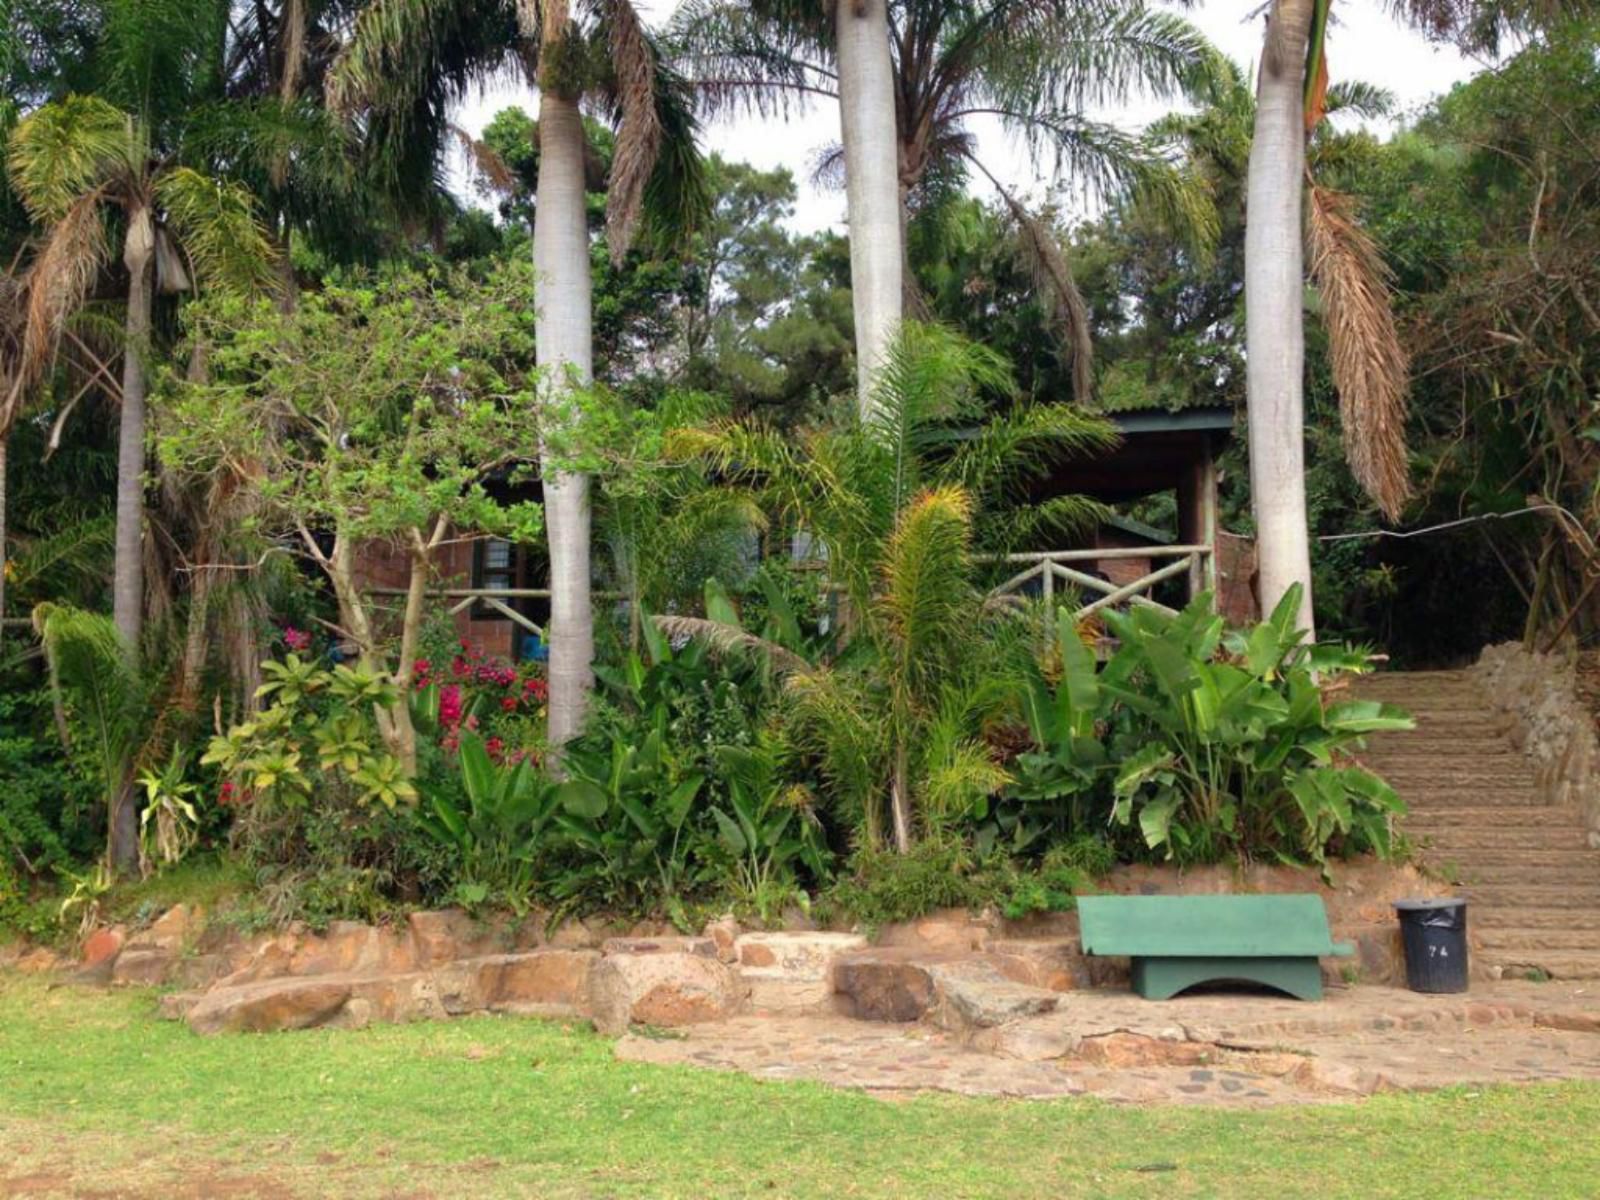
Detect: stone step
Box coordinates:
(1448, 864, 1600, 886)
(1480, 951, 1600, 980)
(1420, 832, 1593, 857)
(1361, 747, 1522, 767)
(1419, 851, 1596, 873)
(1459, 884, 1600, 908)
(1377, 770, 1539, 791)
(1476, 928, 1600, 953)
(1472, 907, 1600, 930)
(830, 948, 1066, 1028)
(1403, 805, 1583, 829)
(1401, 788, 1547, 808)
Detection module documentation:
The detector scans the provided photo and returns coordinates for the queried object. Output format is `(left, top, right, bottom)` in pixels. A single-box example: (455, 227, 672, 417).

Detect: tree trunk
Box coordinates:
(1244, 0, 1316, 636)
(889, 736, 912, 854)
(835, 0, 904, 421)
(114, 206, 155, 654)
(0, 433, 8, 631)
(534, 92, 596, 749)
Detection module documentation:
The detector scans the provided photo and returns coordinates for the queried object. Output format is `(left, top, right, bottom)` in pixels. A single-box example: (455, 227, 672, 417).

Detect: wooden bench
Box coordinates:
(1076, 894, 1354, 1001)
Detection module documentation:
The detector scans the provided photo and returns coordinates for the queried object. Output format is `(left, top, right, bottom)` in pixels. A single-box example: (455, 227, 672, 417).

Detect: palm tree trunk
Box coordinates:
(1244, 0, 1316, 636)
(0, 432, 8, 631)
(114, 205, 155, 654)
(534, 92, 596, 749)
(835, 0, 903, 421)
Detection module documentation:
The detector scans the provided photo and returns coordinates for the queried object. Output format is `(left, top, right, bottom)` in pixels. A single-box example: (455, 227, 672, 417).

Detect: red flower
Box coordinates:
(485, 736, 506, 762)
(218, 781, 236, 807)
(282, 626, 312, 653)
(500, 696, 518, 712)
(439, 684, 463, 728)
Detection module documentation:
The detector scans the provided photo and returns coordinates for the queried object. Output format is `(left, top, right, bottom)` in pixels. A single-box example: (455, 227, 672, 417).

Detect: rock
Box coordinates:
(1072, 1032, 1214, 1068)
(703, 916, 740, 963)
(81, 926, 126, 967)
(971, 1013, 1081, 1061)
(831, 949, 944, 1023)
(601, 936, 716, 958)
(433, 951, 596, 1016)
(167, 953, 228, 990)
(214, 933, 301, 987)
(985, 939, 1090, 992)
(737, 932, 868, 1015)
(13, 947, 67, 974)
(589, 951, 747, 1036)
(407, 909, 501, 967)
(185, 972, 448, 1035)
(926, 959, 1061, 1031)
(111, 948, 174, 987)
(187, 978, 355, 1035)
(290, 921, 417, 977)
(546, 917, 605, 949)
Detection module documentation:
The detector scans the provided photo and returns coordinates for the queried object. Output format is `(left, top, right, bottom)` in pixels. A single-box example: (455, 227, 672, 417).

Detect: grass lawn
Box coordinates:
(1, 975, 1597, 1198)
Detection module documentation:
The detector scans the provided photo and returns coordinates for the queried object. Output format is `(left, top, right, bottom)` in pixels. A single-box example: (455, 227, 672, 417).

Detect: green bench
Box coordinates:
(1076, 894, 1353, 1001)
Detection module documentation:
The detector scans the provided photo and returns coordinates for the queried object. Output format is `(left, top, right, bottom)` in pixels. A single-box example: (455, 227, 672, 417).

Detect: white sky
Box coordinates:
(452, 0, 1485, 234)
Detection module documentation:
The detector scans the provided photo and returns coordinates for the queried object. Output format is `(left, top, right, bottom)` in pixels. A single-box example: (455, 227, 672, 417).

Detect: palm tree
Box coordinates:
(1242, 0, 1583, 633)
(668, 322, 1117, 849)
(7, 97, 277, 656)
(670, 0, 1221, 403)
(329, 0, 705, 749)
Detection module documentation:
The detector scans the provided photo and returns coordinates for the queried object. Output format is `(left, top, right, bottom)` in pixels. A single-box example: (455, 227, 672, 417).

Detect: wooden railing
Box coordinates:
(980, 545, 1213, 621)
(366, 587, 550, 639)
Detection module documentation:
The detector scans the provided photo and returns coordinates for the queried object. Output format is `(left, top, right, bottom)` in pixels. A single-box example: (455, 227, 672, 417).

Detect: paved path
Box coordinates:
(617, 981, 1600, 1106)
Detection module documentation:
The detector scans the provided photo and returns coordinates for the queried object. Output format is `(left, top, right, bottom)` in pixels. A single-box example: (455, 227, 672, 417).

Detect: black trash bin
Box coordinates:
(1394, 898, 1469, 993)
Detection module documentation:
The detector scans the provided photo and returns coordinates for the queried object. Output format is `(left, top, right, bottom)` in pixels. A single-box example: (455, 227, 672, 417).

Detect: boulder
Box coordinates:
(111, 948, 174, 987)
(831, 949, 945, 1023)
(289, 921, 416, 977)
(589, 951, 747, 1036)
(185, 972, 447, 1035)
(406, 909, 504, 967)
(134, 903, 200, 952)
(703, 916, 741, 963)
(433, 950, 596, 1016)
(601, 936, 716, 958)
(81, 926, 126, 967)
(985, 938, 1091, 992)
(926, 959, 1061, 1031)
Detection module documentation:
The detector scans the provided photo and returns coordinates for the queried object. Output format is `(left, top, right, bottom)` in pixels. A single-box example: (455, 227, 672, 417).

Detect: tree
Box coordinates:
(669, 322, 1117, 849)
(330, 0, 706, 750)
(671, 0, 1221, 403)
(156, 267, 543, 774)
(7, 0, 281, 656)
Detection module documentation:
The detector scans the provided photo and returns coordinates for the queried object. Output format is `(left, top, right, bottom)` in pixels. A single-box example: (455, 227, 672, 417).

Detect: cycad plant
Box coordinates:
(32, 601, 151, 873)
(670, 322, 1117, 850)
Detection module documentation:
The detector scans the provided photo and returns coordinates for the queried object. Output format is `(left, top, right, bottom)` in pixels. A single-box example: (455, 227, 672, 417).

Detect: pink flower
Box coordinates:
(282, 627, 312, 652)
(439, 684, 463, 728)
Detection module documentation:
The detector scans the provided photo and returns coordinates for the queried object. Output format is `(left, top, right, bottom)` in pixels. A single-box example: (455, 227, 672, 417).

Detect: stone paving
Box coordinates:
(616, 980, 1600, 1106)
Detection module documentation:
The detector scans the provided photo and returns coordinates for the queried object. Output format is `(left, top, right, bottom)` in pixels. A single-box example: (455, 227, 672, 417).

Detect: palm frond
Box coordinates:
(1324, 80, 1396, 121)
(877, 485, 977, 696)
(651, 614, 811, 673)
(595, 0, 663, 260)
(21, 192, 109, 389)
(1307, 184, 1411, 521)
(664, 0, 835, 119)
(1002, 193, 1094, 403)
(154, 168, 279, 295)
(7, 94, 135, 222)
(948, 402, 1119, 499)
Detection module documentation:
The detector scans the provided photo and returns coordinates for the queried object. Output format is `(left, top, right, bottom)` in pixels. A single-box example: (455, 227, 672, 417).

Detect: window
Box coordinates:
(472, 538, 516, 618)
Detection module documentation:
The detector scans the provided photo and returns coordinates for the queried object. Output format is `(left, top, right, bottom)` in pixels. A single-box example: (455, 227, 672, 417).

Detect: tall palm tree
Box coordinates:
(8, 97, 277, 657)
(670, 0, 1221, 403)
(1243, 0, 1585, 634)
(329, 0, 706, 748)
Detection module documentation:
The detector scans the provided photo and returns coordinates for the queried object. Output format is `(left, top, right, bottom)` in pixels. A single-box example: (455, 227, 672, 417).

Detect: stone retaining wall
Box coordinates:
(1476, 641, 1600, 847)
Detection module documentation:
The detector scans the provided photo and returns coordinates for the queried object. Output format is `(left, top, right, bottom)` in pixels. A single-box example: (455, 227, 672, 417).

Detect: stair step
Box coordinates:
(1410, 829, 1591, 851)
(1475, 928, 1600, 952)
(1363, 748, 1521, 765)
(1404, 805, 1583, 828)
(1450, 865, 1600, 886)
(1459, 885, 1600, 908)
(1480, 952, 1600, 980)
(1472, 907, 1600, 930)
(1378, 771, 1538, 790)
(1402, 790, 1547, 808)
(1419, 851, 1597, 871)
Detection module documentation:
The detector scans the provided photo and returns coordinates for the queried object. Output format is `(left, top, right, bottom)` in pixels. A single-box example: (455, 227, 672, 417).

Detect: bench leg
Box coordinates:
(1131, 956, 1324, 1001)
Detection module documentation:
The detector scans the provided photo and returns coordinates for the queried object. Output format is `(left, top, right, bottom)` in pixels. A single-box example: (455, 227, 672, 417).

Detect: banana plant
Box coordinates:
(1100, 584, 1413, 867)
(416, 732, 559, 904)
(710, 742, 830, 919)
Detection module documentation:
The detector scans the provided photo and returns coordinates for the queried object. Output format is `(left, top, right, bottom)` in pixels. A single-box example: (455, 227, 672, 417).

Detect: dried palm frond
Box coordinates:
(1005, 194, 1093, 405)
(22, 192, 109, 388)
(651, 614, 811, 674)
(450, 123, 518, 196)
(601, 0, 663, 262)
(279, 0, 307, 103)
(1307, 184, 1412, 521)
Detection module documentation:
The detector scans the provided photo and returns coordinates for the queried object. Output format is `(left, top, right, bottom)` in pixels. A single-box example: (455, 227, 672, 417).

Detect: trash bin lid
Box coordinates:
(1393, 897, 1465, 911)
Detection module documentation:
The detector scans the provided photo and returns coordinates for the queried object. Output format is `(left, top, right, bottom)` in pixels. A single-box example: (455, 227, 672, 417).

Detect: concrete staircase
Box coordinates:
(1360, 669, 1600, 980)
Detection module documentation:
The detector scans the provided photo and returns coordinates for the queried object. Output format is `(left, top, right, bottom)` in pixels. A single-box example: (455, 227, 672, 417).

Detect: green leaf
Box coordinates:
(555, 780, 608, 821)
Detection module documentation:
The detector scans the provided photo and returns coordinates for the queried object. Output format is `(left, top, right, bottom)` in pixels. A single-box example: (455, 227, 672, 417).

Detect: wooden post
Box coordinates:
(1177, 437, 1219, 601)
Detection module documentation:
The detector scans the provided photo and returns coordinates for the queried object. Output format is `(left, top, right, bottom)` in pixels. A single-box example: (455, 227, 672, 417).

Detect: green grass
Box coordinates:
(1, 976, 1597, 1199)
